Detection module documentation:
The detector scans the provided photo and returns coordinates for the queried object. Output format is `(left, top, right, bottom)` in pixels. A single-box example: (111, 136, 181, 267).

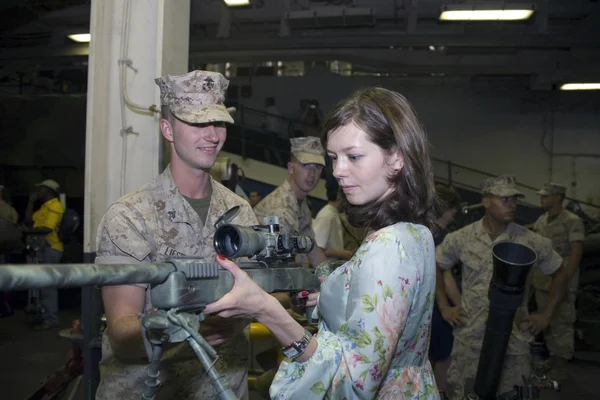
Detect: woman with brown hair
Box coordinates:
(206, 87, 440, 399)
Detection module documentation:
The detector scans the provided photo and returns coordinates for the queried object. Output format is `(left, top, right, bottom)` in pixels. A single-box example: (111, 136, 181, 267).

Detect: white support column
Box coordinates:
(83, 0, 190, 255)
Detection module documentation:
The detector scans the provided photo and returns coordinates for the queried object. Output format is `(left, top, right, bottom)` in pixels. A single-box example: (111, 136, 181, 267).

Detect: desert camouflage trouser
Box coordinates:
(447, 340, 531, 400)
(535, 289, 576, 360)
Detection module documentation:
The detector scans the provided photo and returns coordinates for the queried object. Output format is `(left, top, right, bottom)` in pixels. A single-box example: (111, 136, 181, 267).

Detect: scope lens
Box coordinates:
(224, 233, 238, 255)
(215, 225, 241, 258)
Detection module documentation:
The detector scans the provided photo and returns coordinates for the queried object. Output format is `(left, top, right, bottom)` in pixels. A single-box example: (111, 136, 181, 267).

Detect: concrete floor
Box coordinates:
(0, 310, 77, 400)
(1, 309, 598, 399)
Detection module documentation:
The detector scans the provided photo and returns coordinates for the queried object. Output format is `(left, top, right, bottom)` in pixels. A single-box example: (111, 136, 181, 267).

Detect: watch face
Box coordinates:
(283, 347, 298, 358)
(282, 330, 311, 359)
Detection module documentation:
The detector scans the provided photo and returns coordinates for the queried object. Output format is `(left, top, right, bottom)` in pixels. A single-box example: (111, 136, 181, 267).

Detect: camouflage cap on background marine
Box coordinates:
(537, 182, 567, 196)
(155, 70, 234, 124)
(290, 137, 326, 166)
(480, 175, 524, 198)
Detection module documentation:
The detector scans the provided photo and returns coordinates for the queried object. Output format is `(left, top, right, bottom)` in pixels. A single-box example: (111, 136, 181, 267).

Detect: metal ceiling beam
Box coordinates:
(188, 47, 598, 69)
(1, 45, 597, 78)
(188, 33, 600, 51)
(0, 35, 598, 84)
(3, 28, 598, 64)
(332, 63, 600, 77)
(189, 50, 600, 76)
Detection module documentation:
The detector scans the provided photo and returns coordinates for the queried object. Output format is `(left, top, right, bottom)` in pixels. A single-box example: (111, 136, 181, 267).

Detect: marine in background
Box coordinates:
(435, 175, 568, 398)
(253, 137, 327, 269)
(531, 182, 584, 377)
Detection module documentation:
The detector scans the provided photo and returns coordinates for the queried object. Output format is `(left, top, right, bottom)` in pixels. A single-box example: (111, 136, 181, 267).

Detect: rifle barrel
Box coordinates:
(0, 263, 175, 291)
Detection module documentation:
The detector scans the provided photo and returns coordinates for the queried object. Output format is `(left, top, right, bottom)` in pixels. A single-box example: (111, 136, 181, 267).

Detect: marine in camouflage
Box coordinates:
(254, 137, 325, 267)
(436, 219, 562, 399)
(94, 165, 258, 400)
(531, 208, 584, 292)
(531, 184, 584, 360)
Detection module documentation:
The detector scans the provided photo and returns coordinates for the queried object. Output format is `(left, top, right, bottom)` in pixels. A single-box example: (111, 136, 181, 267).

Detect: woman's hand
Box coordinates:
(204, 255, 272, 321)
(305, 292, 319, 308)
(304, 276, 325, 308)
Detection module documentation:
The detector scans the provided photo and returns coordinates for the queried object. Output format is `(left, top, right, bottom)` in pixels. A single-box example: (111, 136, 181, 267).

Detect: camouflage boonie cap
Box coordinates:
(537, 182, 566, 196)
(155, 70, 234, 124)
(290, 137, 325, 166)
(480, 175, 524, 198)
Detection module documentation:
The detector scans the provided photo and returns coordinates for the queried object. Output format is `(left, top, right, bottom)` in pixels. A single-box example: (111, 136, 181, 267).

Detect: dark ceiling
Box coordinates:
(1, 0, 599, 93)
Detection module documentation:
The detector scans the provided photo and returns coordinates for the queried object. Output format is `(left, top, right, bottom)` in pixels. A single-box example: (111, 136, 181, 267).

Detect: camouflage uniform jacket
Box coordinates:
(436, 219, 562, 355)
(94, 165, 258, 400)
(253, 179, 315, 265)
(531, 209, 584, 292)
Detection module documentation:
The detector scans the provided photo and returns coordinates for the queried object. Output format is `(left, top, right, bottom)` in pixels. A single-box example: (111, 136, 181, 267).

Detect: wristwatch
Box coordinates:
(281, 329, 313, 360)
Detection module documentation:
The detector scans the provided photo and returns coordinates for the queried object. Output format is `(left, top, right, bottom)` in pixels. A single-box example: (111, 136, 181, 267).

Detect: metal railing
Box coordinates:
(432, 158, 600, 210)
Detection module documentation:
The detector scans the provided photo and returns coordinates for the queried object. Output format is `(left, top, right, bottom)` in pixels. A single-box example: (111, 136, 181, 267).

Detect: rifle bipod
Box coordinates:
(139, 308, 237, 400)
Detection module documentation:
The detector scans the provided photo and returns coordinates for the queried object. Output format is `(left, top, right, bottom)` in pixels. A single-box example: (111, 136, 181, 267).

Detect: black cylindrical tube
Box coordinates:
(473, 241, 537, 400)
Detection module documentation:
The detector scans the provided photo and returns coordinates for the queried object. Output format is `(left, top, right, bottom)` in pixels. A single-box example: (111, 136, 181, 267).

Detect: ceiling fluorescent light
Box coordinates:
(224, 0, 250, 6)
(560, 83, 600, 91)
(440, 5, 534, 21)
(68, 33, 91, 43)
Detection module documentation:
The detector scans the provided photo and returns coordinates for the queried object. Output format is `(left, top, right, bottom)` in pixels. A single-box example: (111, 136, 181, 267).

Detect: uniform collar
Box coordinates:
(281, 179, 294, 197)
(543, 209, 566, 224)
(281, 178, 303, 208)
(475, 218, 520, 244)
(157, 165, 228, 240)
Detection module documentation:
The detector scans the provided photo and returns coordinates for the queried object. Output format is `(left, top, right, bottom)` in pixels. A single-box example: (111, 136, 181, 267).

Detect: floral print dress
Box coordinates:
(270, 222, 440, 399)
